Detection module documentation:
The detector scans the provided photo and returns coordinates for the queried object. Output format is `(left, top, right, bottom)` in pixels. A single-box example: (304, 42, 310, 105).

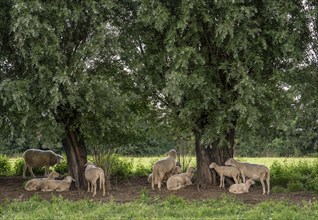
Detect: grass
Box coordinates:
(1, 194, 318, 220)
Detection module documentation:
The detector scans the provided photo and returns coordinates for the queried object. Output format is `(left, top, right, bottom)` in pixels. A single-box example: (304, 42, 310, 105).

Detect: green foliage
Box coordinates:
(271, 160, 318, 193)
(0, 155, 11, 175)
(53, 159, 68, 175)
(108, 154, 133, 177)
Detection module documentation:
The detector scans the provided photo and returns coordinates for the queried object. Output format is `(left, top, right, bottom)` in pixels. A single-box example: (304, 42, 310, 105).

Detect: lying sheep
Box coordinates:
(84, 162, 106, 197)
(22, 149, 63, 178)
(24, 171, 59, 191)
(228, 179, 255, 194)
(167, 167, 196, 191)
(41, 176, 75, 192)
(152, 149, 177, 191)
(225, 158, 270, 195)
(209, 162, 241, 188)
(148, 166, 182, 184)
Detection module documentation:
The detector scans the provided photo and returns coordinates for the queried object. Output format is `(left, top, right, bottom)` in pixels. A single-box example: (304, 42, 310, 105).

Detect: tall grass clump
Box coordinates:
(271, 160, 318, 193)
(0, 154, 11, 176)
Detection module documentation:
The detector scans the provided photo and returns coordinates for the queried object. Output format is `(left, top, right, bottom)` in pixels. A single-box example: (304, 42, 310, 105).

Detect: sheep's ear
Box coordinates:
(72, 178, 76, 182)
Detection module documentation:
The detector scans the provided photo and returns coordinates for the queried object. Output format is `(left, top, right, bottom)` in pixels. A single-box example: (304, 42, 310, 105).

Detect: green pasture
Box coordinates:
(1, 194, 318, 220)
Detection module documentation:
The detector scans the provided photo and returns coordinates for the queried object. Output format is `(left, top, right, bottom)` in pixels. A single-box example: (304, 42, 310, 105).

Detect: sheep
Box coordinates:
(41, 176, 75, 192)
(148, 166, 182, 184)
(151, 149, 177, 191)
(22, 149, 63, 178)
(225, 158, 270, 195)
(209, 162, 241, 188)
(24, 171, 60, 191)
(228, 179, 255, 194)
(167, 167, 196, 191)
(84, 161, 106, 197)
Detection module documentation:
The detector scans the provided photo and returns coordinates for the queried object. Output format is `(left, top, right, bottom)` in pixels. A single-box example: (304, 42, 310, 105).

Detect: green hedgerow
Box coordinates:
(0, 155, 11, 175)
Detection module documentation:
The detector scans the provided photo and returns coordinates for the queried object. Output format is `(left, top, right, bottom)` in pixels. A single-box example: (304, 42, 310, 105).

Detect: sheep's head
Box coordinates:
(187, 167, 196, 174)
(56, 154, 64, 164)
(48, 171, 60, 179)
(167, 149, 177, 158)
(84, 161, 94, 167)
(174, 166, 182, 174)
(64, 176, 76, 183)
(209, 162, 217, 169)
(225, 158, 236, 167)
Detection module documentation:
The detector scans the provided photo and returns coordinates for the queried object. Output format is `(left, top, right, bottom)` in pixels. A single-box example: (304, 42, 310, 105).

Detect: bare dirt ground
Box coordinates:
(1, 176, 317, 205)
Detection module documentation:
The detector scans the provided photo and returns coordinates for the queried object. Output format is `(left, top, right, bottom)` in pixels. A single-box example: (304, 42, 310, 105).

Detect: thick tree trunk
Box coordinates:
(62, 126, 87, 189)
(195, 128, 235, 189)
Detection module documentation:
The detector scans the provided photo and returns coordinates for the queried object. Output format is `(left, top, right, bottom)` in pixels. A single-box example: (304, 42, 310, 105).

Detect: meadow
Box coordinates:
(2, 156, 318, 219)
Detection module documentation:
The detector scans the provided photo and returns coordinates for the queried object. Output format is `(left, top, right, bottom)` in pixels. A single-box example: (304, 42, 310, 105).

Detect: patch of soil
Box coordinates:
(1, 176, 317, 205)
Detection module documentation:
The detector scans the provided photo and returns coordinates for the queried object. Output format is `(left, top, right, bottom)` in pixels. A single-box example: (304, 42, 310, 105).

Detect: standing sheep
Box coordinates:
(151, 149, 177, 191)
(84, 161, 106, 197)
(209, 162, 241, 188)
(167, 167, 196, 191)
(24, 171, 60, 191)
(228, 179, 255, 194)
(22, 149, 63, 178)
(225, 158, 270, 195)
(41, 176, 75, 192)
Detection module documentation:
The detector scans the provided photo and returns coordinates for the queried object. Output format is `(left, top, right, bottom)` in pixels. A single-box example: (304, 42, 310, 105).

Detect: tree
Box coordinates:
(0, 0, 137, 188)
(127, 0, 310, 186)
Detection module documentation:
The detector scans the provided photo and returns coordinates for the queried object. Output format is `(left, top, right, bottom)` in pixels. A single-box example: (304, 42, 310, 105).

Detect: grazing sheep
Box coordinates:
(84, 162, 106, 197)
(167, 167, 196, 191)
(228, 179, 255, 194)
(152, 149, 177, 191)
(209, 162, 241, 188)
(24, 171, 60, 191)
(225, 158, 270, 195)
(22, 149, 63, 178)
(148, 166, 182, 184)
(41, 176, 75, 192)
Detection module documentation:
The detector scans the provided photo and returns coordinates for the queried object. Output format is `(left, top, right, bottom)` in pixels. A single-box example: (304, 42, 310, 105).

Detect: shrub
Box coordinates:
(0, 155, 11, 176)
(53, 159, 68, 174)
(287, 182, 304, 192)
(107, 154, 133, 177)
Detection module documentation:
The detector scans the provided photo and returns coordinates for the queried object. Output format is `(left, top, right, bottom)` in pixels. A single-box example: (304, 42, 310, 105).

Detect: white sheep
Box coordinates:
(228, 179, 255, 194)
(148, 166, 182, 184)
(24, 171, 60, 191)
(84, 162, 106, 197)
(22, 149, 63, 178)
(41, 176, 75, 192)
(225, 158, 270, 195)
(151, 149, 177, 191)
(209, 162, 241, 188)
(167, 167, 196, 191)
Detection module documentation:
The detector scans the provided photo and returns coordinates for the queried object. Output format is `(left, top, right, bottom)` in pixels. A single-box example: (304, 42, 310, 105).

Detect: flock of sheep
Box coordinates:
(21, 148, 270, 197)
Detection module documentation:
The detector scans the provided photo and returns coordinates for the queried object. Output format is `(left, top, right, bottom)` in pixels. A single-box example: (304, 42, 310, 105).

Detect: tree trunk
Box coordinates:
(62, 126, 87, 189)
(195, 128, 235, 189)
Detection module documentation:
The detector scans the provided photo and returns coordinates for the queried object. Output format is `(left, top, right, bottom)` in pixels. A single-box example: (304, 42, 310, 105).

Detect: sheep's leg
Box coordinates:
(92, 181, 97, 196)
(266, 176, 270, 195)
(233, 176, 239, 184)
(87, 182, 90, 193)
(22, 164, 28, 178)
(260, 178, 266, 195)
(157, 173, 165, 191)
(28, 166, 36, 178)
(44, 166, 49, 177)
(151, 172, 155, 190)
(241, 174, 246, 183)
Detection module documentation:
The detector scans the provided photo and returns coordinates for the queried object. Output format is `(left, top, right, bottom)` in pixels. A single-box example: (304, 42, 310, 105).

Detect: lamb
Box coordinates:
(22, 149, 63, 178)
(41, 176, 75, 192)
(148, 166, 182, 184)
(151, 149, 177, 191)
(209, 162, 241, 188)
(228, 179, 255, 194)
(24, 171, 60, 191)
(225, 158, 270, 195)
(84, 161, 106, 197)
(167, 167, 196, 191)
